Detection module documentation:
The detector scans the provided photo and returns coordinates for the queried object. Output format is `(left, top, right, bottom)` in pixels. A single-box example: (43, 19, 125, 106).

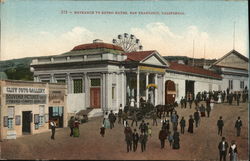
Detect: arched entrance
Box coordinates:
(165, 80, 176, 104)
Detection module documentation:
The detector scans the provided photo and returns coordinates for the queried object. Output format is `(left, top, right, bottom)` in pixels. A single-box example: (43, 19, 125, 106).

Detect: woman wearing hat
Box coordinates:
(229, 140, 238, 161)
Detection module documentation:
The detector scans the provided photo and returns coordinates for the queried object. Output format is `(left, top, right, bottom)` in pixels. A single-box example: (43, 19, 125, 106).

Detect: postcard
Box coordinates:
(0, 0, 248, 160)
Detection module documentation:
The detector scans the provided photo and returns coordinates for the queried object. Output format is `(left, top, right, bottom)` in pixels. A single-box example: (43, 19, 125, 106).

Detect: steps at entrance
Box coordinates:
(87, 109, 103, 118)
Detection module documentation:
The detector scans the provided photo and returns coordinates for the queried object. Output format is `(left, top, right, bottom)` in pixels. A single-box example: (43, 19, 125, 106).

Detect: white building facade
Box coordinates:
(210, 50, 248, 93)
(31, 41, 244, 117)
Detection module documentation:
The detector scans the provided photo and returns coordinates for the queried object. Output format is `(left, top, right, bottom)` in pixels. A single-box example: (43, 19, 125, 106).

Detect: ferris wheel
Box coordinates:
(112, 33, 143, 52)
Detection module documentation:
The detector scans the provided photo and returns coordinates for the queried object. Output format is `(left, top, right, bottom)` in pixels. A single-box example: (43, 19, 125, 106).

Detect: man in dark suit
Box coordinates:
(139, 131, 148, 152)
(235, 116, 242, 136)
(158, 127, 167, 149)
(193, 110, 200, 128)
(108, 110, 116, 129)
(132, 129, 139, 152)
(217, 116, 224, 136)
(179, 117, 186, 134)
(124, 124, 133, 152)
(218, 137, 229, 161)
(50, 119, 57, 140)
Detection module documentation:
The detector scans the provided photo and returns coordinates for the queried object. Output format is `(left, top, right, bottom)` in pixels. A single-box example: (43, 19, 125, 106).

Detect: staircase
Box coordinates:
(87, 108, 103, 118)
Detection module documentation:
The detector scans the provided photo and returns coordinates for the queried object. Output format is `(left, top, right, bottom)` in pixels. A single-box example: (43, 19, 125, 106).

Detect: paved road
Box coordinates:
(0, 101, 248, 160)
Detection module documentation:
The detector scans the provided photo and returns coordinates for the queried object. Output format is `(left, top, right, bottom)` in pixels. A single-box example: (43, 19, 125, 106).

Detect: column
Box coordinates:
(34, 76, 38, 82)
(66, 73, 71, 94)
(102, 73, 106, 111)
(154, 73, 158, 106)
(145, 73, 149, 101)
(121, 72, 125, 108)
(124, 73, 127, 108)
(51, 74, 55, 83)
(105, 73, 109, 111)
(136, 71, 140, 108)
(116, 73, 119, 112)
(84, 72, 88, 107)
(162, 74, 166, 104)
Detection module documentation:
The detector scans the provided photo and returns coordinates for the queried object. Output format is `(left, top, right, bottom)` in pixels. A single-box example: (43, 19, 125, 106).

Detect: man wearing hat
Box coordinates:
(218, 137, 229, 161)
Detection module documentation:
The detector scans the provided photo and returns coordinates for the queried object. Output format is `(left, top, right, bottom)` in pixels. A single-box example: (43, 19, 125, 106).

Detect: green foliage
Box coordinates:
(0, 57, 34, 81)
(5, 66, 33, 81)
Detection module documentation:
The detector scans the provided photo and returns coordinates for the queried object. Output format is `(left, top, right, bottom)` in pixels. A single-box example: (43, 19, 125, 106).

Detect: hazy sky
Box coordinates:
(1, 0, 249, 60)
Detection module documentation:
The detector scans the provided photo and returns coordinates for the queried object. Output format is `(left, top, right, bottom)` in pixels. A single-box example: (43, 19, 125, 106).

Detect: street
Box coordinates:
(0, 101, 248, 160)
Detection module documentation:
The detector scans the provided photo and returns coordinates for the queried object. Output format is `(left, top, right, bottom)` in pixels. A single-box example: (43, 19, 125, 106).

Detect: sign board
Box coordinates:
(7, 107, 14, 118)
(3, 87, 47, 94)
(5, 94, 47, 105)
(3, 116, 8, 127)
(34, 114, 39, 124)
(139, 66, 165, 73)
(15, 115, 21, 125)
(49, 90, 65, 104)
(44, 114, 49, 123)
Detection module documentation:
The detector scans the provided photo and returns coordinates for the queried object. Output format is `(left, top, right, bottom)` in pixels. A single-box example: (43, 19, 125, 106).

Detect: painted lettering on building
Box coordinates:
(49, 90, 65, 104)
(5, 94, 47, 105)
(3, 87, 46, 94)
(139, 66, 165, 73)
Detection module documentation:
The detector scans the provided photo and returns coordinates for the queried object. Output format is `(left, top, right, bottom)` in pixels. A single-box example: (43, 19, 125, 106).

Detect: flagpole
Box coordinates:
(192, 40, 195, 66)
(203, 43, 206, 67)
(233, 21, 236, 50)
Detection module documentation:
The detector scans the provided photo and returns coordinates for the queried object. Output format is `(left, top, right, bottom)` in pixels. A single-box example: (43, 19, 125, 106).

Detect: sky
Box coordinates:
(0, 0, 249, 60)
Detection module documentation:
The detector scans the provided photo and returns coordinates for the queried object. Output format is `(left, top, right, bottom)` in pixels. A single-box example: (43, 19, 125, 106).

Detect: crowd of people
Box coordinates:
(58, 88, 246, 160)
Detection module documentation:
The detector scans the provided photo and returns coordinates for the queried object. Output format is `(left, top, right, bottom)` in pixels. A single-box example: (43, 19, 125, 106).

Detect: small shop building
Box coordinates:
(0, 80, 67, 140)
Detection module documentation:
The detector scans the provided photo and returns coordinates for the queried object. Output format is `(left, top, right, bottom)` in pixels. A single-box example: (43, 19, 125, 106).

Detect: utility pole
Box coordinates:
(233, 21, 236, 50)
(203, 43, 206, 68)
(192, 40, 195, 66)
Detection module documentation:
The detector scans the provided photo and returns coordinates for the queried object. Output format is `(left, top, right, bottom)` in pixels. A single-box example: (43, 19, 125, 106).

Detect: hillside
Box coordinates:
(0, 57, 36, 81)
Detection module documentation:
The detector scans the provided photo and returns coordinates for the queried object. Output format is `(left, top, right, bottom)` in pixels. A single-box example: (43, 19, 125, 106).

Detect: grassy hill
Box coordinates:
(0, 57, 36, 81)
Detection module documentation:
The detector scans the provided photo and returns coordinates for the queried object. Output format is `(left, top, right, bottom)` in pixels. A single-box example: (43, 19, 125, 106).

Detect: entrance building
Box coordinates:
(30, 40, 229, 117)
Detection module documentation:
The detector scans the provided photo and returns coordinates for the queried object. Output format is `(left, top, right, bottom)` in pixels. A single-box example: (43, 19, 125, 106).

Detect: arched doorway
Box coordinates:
(165, 80, 176, 104)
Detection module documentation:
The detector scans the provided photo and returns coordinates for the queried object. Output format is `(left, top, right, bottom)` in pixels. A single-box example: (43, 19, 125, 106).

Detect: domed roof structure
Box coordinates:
(71, 40, 124, 51)
(0, 72, 8, 80)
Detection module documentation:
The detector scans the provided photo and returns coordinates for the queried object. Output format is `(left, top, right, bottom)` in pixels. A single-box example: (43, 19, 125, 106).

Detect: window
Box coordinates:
(91, 78, 100, 87)
(8, 118, 13, 129)
(39, 105, 45, 126)
(112, 86, 116, 100)
(229, 80, 233, 90)
(41, 80, 50, 83)
(7, 106, 14, 129)
(57, 79, 66, 84)
(240, 81, 244, 89)
(73, 79, 83, 93)
(51, 106, 64, 117)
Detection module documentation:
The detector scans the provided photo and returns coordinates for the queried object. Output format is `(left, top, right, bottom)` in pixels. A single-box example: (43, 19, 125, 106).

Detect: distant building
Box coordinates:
(210, 50, 248, 92)
(164, 56, 217, 69)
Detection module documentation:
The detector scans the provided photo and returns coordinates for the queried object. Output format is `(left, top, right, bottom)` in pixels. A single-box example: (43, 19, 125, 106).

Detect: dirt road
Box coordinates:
(0, 102, 248, 160)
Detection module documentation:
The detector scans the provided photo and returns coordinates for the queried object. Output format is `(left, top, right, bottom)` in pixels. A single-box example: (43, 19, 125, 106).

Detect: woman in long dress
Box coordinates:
(229, 140, 238, 161)
(103, 112, 110, 129)
(210, 98, 215, 110)
(188, 115, 194, 133)
(218, 93, 222, 104)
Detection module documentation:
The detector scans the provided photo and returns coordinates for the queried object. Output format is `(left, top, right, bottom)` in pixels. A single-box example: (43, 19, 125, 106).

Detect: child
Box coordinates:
(168, 131, 173, 147)
(100, 124, 105, 137)
(147, 122, 152, 137)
